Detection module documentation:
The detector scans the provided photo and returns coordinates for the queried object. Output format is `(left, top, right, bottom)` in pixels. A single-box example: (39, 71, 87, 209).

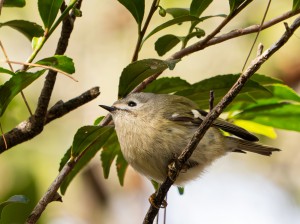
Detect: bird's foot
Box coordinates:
(148, 193, 168, 209)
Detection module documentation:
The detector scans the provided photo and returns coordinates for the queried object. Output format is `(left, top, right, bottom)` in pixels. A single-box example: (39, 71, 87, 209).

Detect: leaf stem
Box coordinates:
(7, 60, 78, 82)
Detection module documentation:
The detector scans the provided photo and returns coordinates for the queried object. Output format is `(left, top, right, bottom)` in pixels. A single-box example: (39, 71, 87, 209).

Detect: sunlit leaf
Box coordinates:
(0, 20, 44, 41)
(155, 34, 181, 56)
(35, 55, 75, 74)
(0, 195, 29, 219)
(0, 70, 45, 116)
(31, 36, 44, 51)
(233, 120, 277, 139)
(60, 126, 114, 194)
(38, 0, 64, 29)
(234, 103, 300, 132)
(190, 0, 213, 17)
(144, 77, 191, 94)
(118, 59, 179, 98)
(117, 0, 144, 25)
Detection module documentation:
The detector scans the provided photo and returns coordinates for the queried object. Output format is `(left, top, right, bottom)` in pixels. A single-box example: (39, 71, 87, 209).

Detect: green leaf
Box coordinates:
(293, 0, 300, 11)
(233, 120, 277, 139)
(165, 8, 190, 18)
(177, 187, 184, 195)
(0, 67, 15, 76)
(0, 20, 44, 41)
(60, 126, 114, 195)
(249, 73, 282, 85)
(116, 149, 128, 186)
(236, 83, 300, 111)
(31, 36, 44, 51)
(234, 103, 300, 132)
(151, 180, 160, 191)
(117, 0, 144, 25)
(184, 29, 205, 42)
(101, 131, 128, 185)
(143, 15, 200, 43)
(175, 74, 270, 109)
(71, 126, 114, 157)
(59, 147, 71, 172)
(0, 70, 45, 117)
(101, 132, 120, 179)
(3, 0, 25, 7)
(190, 0, 213, 17)
(144, 77, 191, 94)
(265, 84, 300, 102)
(38, 0, 64, 29)
(155, 34, 181, 56)
(229, 0, 247, 12)
(118, 59, 179, 98)
(94, 116, 104, 125)
(35, 55, 75, 74)
(0, 195, 29, 219)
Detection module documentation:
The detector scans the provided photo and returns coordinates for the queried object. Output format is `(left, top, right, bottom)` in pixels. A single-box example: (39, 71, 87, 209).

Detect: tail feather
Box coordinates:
(225, 137, 280, 156)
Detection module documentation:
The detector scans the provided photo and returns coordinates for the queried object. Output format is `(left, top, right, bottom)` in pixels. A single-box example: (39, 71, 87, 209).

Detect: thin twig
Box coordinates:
(143, 16, 300, 224)
(241, 0, 272, 71)
(132, 0, 160, 62)
(6, 60, 78, 82)
(0, 41, 33, 115)
(171, 0, 254, 60)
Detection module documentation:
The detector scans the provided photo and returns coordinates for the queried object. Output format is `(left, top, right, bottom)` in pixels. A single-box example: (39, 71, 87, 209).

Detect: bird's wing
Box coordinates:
(168, 109, 259, 142)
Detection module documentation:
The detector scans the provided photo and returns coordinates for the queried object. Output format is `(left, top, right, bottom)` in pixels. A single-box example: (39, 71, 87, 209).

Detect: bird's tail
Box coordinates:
(225, 136, 280, 156)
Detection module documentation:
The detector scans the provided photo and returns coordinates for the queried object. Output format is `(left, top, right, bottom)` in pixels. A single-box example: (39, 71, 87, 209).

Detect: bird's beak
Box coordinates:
(99, 105, 117, 112)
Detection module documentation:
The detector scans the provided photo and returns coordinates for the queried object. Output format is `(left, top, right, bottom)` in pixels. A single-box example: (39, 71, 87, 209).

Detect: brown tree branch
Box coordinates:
(143, 16, 300, 224)
(26, 158, 76, 224)
(45, 87, 100, 124)
(0, 86, 100, 153)
(171, 8, 300, 60)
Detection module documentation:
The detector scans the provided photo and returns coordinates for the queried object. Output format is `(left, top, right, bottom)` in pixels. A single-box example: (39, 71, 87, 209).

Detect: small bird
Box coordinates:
(100, 92, 280, 186)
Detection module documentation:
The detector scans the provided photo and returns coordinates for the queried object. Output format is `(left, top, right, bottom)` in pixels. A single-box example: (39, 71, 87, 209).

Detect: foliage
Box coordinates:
(1, 0, 300, 222)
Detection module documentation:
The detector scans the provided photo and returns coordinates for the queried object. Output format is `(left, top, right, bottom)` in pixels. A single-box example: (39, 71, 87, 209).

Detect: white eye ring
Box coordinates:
(128, 101, 137, 107)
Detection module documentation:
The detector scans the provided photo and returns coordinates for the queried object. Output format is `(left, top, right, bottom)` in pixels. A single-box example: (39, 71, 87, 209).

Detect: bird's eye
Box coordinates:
(128, 101, 137, 107)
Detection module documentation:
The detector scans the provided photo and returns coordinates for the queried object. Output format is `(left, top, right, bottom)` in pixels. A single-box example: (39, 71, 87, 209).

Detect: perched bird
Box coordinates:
(100, 92, 280, 185)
